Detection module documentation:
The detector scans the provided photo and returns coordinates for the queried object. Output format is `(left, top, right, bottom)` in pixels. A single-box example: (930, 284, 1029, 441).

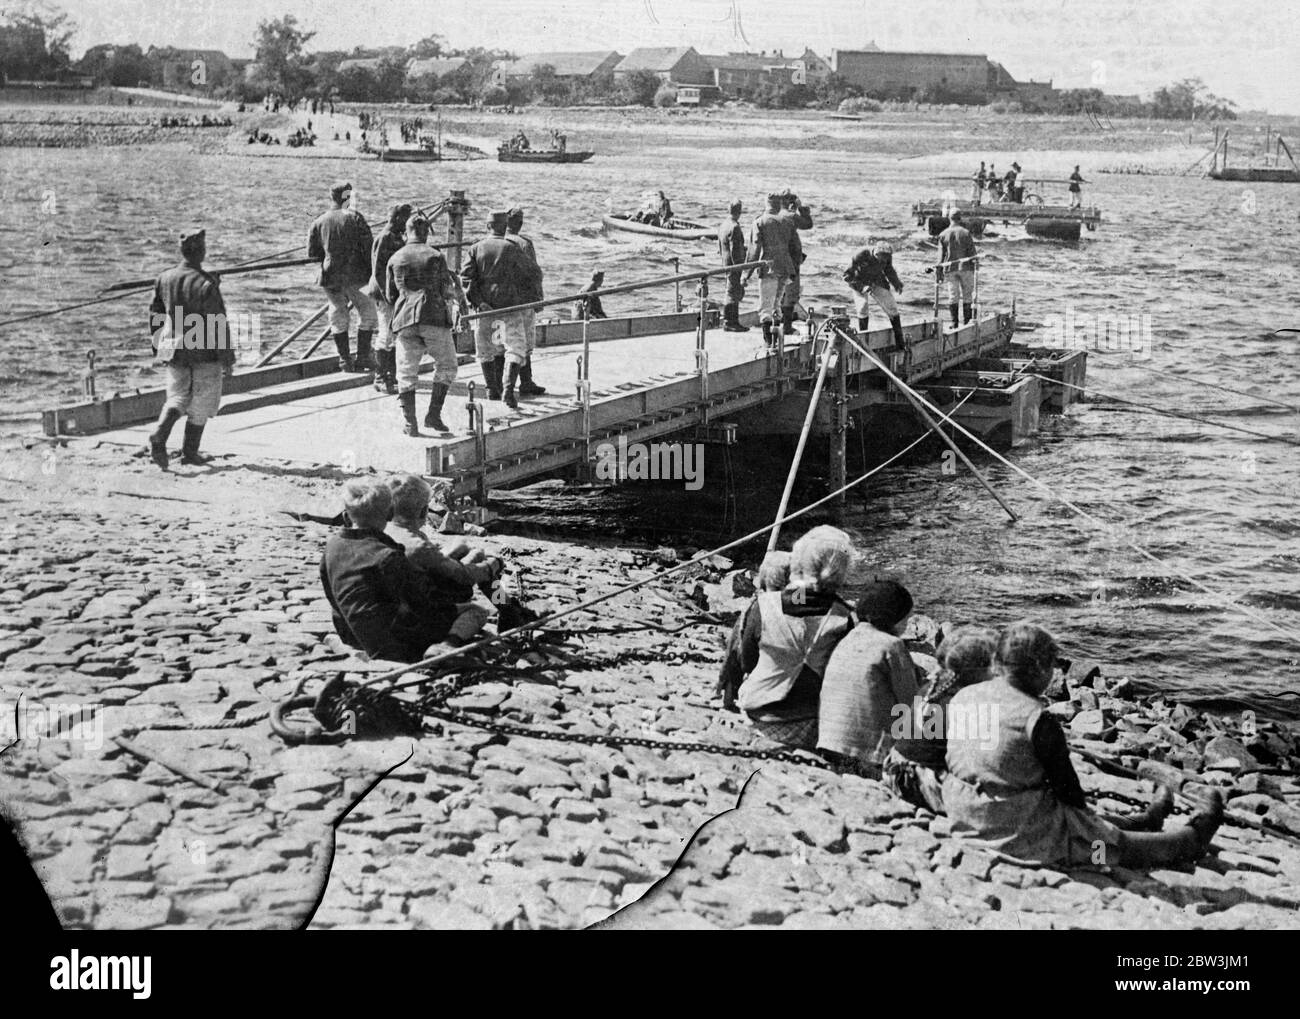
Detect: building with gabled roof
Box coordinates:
(495, 51, 622, 81)
(613, 46, 713, 86)
(406, 57, 468, 81)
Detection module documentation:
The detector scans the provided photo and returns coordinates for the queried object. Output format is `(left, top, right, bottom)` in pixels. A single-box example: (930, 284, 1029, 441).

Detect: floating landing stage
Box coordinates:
(44, 306, 1086, 499)
(912, 199, 1102, 241)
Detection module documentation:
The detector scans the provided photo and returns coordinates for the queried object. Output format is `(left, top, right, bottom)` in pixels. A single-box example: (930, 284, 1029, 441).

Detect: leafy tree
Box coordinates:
(530, 62, 570, 104)
(621, 68, 660, 106)
(653, 82, 676, 107)
(408, 34, 447, 59)
(252, 14, 315, 99)
(0, 1, 75, 80)
(77, 42, 150, 86)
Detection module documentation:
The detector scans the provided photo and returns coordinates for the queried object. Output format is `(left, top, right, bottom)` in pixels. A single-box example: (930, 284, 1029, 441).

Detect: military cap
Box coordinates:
(331, 181, 353, 202)
(489, 209, 510, 227)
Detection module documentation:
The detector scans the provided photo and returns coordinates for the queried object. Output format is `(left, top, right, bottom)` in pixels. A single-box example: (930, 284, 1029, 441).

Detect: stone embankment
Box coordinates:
(0, 438, 1297, 929)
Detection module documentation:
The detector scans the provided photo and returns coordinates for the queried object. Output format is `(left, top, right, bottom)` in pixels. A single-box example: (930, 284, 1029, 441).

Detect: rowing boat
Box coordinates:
(601, 213, 716, 241)
(497, 146, 595, 164)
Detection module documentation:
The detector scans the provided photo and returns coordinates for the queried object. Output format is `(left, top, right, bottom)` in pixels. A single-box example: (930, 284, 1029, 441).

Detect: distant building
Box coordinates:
(336, 57, 386, 75)
(703, 49, 829, 96)
(494, 51, 622, 83)
(406, 57, 468, 84)
(833, 48, 990, 103)
(147, 47, 234, 90)
(613, 47, 714, 87)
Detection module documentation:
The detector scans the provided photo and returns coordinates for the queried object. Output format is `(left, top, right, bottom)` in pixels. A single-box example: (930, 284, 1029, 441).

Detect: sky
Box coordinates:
(40, 0, 1300, 114)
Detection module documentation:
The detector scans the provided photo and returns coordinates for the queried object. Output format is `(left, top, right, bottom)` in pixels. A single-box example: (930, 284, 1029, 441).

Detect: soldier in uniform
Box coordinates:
(937, 210, 979, 330)
(386, 216, 469, 436)
(777, 188, 812, 336)
(504, 207, 546, 398)
(843, 240, 907, 352)
(716, 199, 748, 332)
(743, 192, 799, 350)
(368, 202, 412, 394)
(308, 181, 377, 373)
(461, 210, 535, 409)
(145, 228, 236, 469)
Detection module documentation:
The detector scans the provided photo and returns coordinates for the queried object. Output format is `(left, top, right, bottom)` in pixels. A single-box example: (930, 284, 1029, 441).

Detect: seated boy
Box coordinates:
(319, 478, 488, 663)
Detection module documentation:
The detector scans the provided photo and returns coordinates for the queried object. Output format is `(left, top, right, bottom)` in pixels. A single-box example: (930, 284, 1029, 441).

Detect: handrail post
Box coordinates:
(673, 257, 682, 311)
(830, 311, 849, 512)
(695, 276, 709, 420)
(445, 189, 469, 275)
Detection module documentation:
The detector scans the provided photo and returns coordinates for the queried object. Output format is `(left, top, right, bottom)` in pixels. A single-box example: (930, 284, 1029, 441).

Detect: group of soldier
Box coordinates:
(717, 189, 812, 346)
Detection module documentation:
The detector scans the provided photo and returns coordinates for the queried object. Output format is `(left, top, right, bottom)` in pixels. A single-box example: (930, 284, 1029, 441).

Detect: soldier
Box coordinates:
(936, 210, 979, 330)
(1068, 165, 1087, 209)
(461, 210, 535, 409)
(777, 188, 812, 336)
(504, 207, 546, 398)
(972, 161, 987, 203)
(743, 192, 798, 350)
(145, 228, 236, 469)
(386, 216, 468, 436)
(308, 181, 377, 373)
(575, 271, 608, 320)
(368, 202, 412, 394)
(843, 240, 907, 352)
(716, 199, 748, 332)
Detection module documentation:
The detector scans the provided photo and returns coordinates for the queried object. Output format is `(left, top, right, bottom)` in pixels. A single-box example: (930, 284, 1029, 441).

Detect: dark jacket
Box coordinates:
(461, 233, 534, 311)
(385, 241, 462, 331)
(844, 248, 902, 292)
(308, 207, 374, 289)
(319, 527, 457, 663)
(747, 211, 798, 278)
(369, 228, 405, 298)
(150, 260, 233, 368)
(717, 218, 746, 267)
(937, 224, 978, 279)
(505, 231, 544, 302)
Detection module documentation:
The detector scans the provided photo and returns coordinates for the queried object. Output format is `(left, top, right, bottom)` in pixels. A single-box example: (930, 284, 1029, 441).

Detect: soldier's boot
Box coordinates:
(423, 382, 450, 432)
(857, 314, 870, 334)
(723, 303, 748, 332)
(333, 331, 354, 372)
(889, 316, 906, 353)
(180, 422, 213, 465)
(963, 303, 974, 324)
(948, 303, 961, 330)
(517, 355, 546, 396)
(399, 390, 420, 437)
(355, 329, 374, 372)
(781, 304, 796, 335)
(761, 320, 774, 350)
(147, 406, 182, 470)
(502, 361, 520, 410)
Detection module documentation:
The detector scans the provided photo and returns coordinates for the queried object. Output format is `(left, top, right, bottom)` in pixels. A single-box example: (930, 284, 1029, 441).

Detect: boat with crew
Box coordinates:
(913, 174, 1102, 241)
(601, 213, 716, 240)
(497, 145, 595, 164)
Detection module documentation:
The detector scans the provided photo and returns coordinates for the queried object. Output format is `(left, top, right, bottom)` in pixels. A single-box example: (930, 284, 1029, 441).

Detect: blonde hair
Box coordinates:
(343, 479, 392, 530)
(387, 473, 431, 520)
(931, 625, 998, 699)
(788, 525, 853, 594)
(757, 551, 791, 592)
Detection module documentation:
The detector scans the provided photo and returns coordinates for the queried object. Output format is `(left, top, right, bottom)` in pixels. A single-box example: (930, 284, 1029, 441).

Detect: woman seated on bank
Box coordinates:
(733, 527, 856, 750)
(944, 620, 1224, 868)
(816, 580, 921, 777)
(882, 625, 997, 810)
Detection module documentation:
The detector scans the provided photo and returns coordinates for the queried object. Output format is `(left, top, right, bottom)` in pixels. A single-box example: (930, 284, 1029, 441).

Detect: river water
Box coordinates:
(1, 133, 1298, 716)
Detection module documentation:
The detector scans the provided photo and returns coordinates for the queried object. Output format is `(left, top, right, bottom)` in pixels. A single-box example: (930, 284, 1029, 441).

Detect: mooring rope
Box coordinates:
(826, 324, 1300, 646)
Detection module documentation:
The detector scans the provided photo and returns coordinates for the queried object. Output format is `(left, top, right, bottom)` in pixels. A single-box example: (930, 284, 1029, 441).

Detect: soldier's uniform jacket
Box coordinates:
(747, 212, 798, 278)
(461, 234, 534, 311)
(308, 207, 375, 289)
(369, 227, 406, 297)
(779, 203, 813, 269)
(844, 248, 902, 292)
(385, 242, 462, 331)
(505, 231, 544, 302)
(150, 260, 232, 368)
(937, 224, 978, 280)
(717, 218, 746, 266)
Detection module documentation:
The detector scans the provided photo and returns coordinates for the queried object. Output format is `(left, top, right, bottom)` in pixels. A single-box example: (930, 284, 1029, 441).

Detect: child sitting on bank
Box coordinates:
(943, 620, 1224, 868)
(816, 580, 920, 777)
(883, 625, 997, 811)
(716, 551, 790, 711)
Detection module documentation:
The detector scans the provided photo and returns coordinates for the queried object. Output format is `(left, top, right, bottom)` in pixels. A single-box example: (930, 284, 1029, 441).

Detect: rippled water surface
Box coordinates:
(1, 135, 1298, 714)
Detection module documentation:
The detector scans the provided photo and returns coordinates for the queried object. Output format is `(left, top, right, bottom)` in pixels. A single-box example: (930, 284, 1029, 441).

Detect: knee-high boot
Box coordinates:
(398, 390, 419, 436)
(147, 406, 183, 469)
(180, 422, 212, 465)
(355, 329, 374, 372)
(502, 360, 520, 410)
(962, 303, 973, 324)
(518, 356, 546, 396)
(948, 303, 960, 330)
(781, 304, 796, 336)
(761, 320, 775, 350)
(857, 315, 869, 334)
(889, 315, 906, 352)
(333, 331, 354, 372)
(424, 382, 450, 432)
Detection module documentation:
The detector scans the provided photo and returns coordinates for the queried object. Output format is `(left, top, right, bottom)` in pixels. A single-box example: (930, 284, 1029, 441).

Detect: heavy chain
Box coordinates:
(420, 703, 838, 771)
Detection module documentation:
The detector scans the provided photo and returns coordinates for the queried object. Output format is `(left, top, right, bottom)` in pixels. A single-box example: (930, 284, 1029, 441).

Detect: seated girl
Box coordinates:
(883, 625, 997, 811)
(716, 550, 790, 711)
(943, 621, 1224, 868)
(734, 527, 856, 750)
(816, 580, 920, 777)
